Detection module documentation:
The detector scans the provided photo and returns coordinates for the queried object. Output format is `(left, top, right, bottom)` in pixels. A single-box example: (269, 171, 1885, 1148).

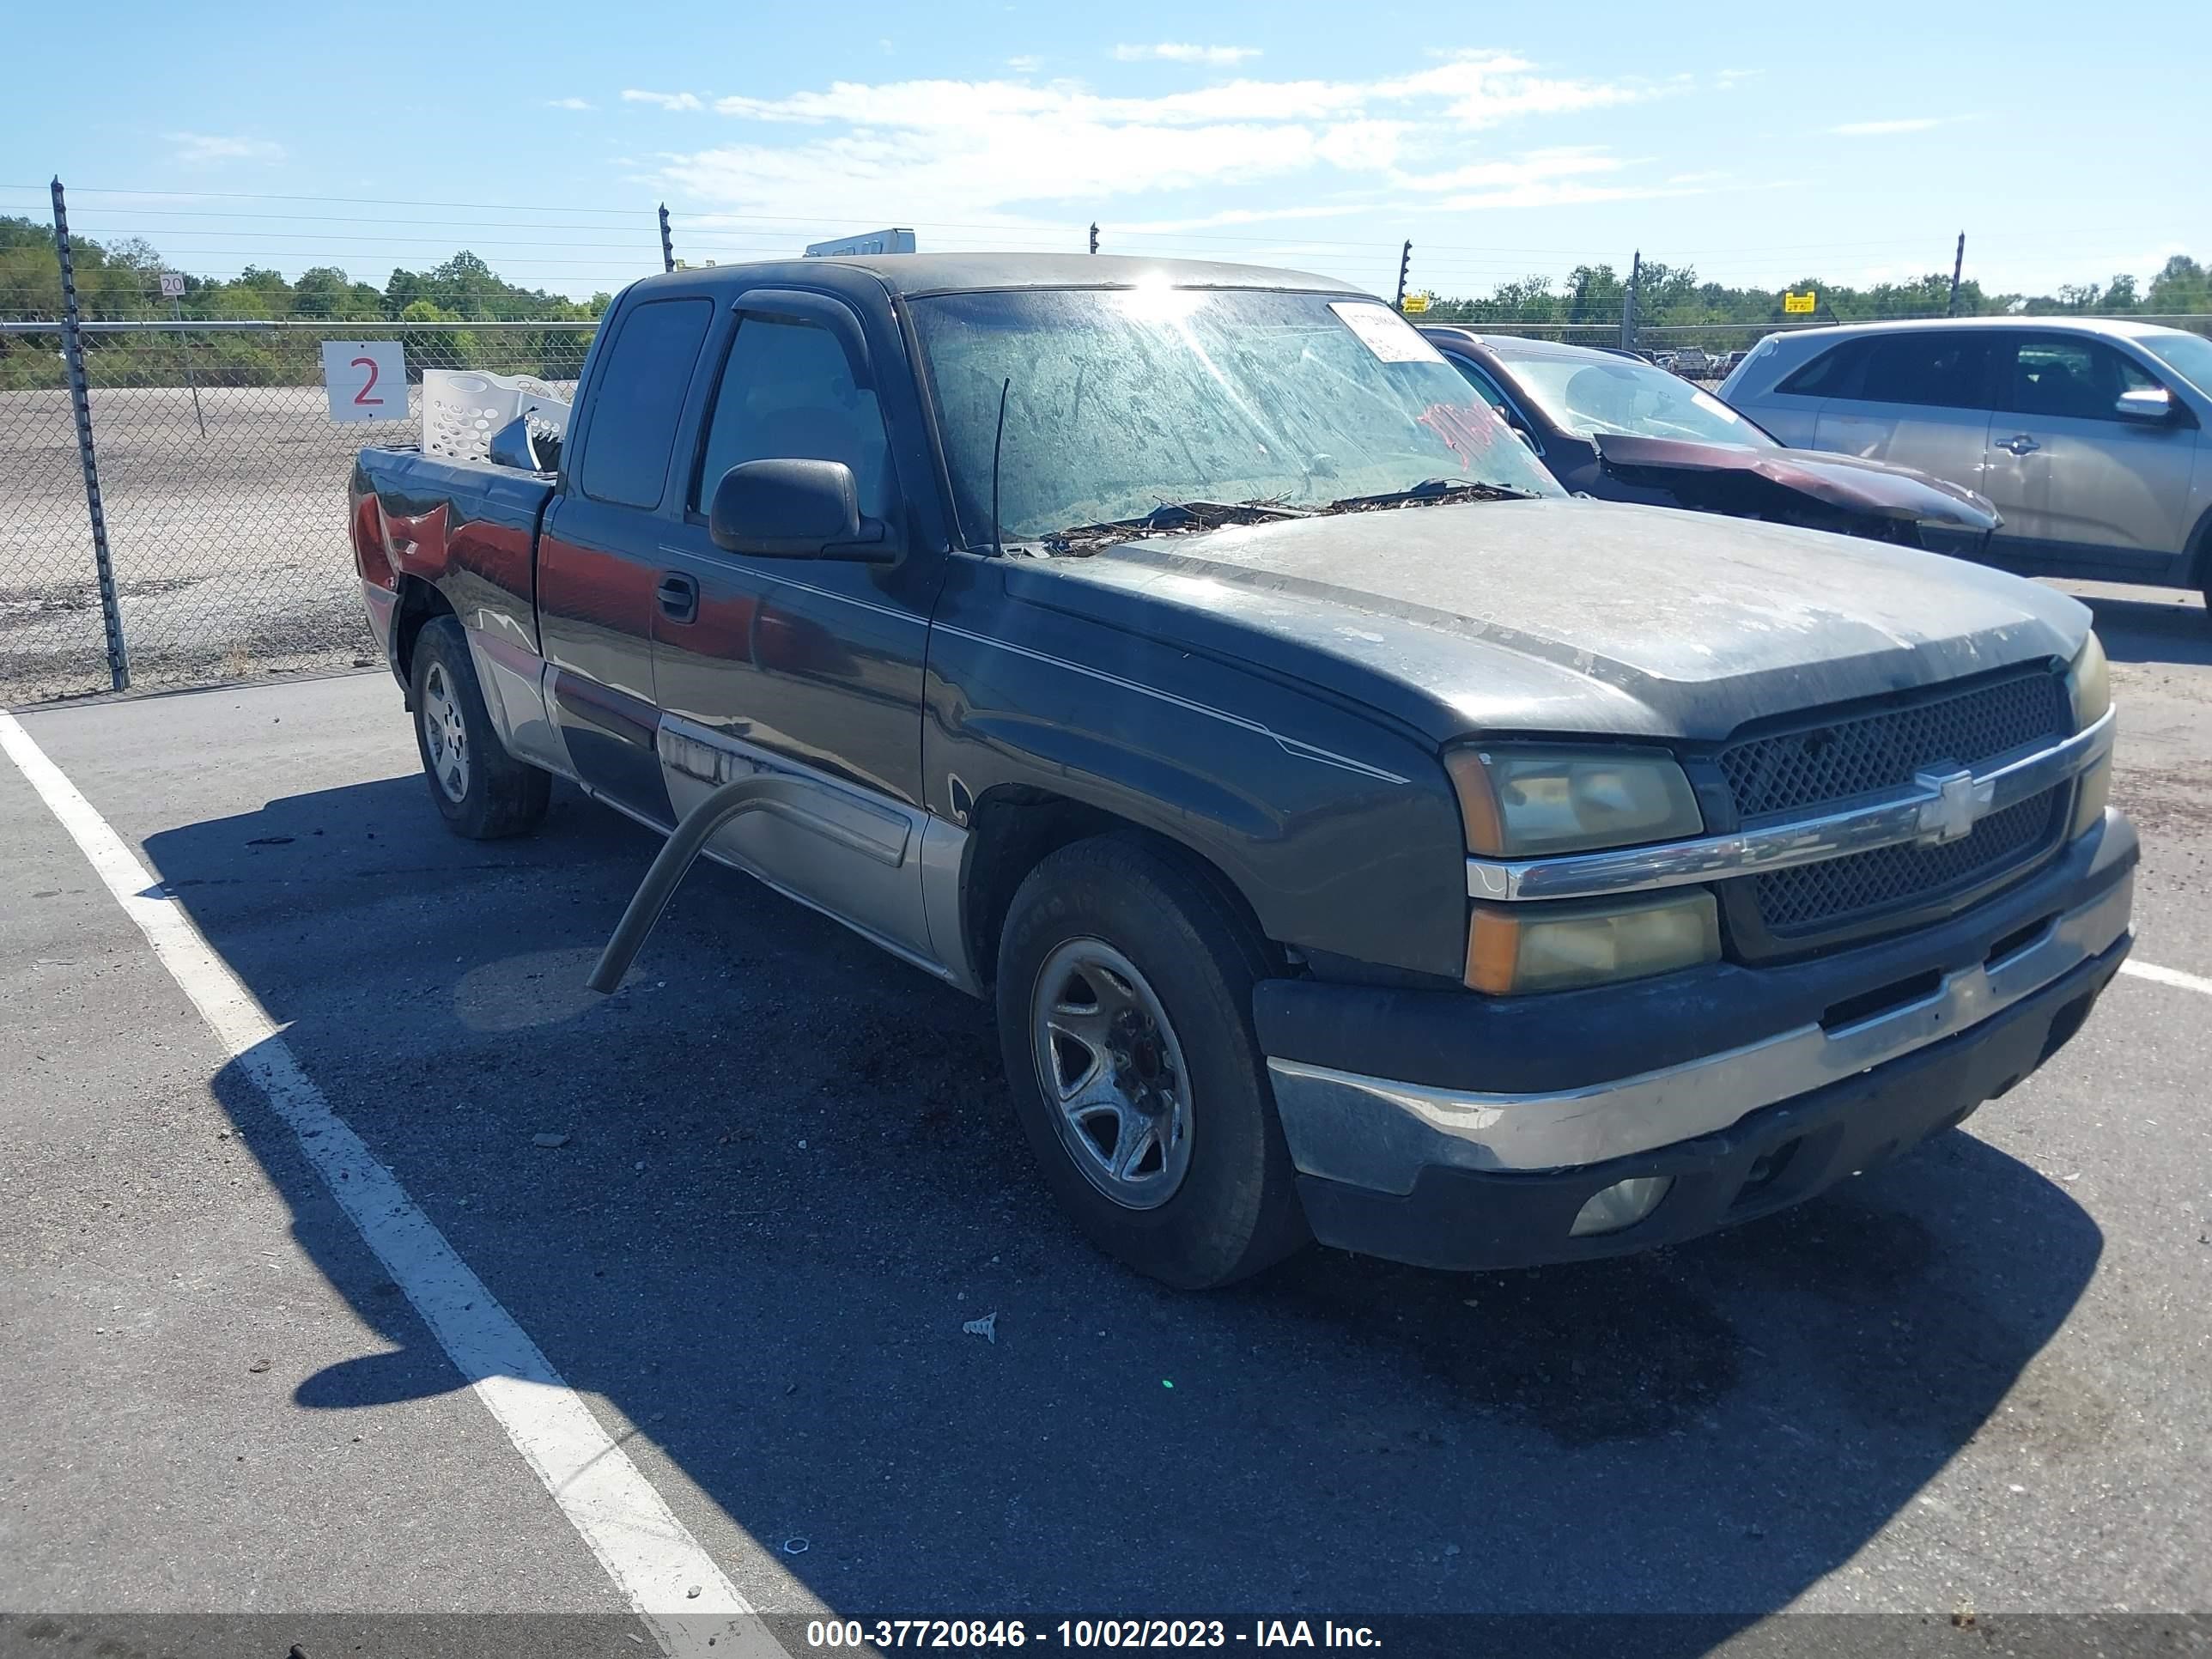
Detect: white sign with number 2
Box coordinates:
(320, 340, 406, 423)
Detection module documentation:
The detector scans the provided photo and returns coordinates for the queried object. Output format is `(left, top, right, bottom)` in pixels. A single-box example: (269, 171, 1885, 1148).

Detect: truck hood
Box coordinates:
(1589, 434, 2002, 531)
(1007, 497, 2089, 744)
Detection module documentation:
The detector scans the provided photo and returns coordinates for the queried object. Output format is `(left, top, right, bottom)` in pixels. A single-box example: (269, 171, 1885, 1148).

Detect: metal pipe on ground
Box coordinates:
(585, 775, 791, 994)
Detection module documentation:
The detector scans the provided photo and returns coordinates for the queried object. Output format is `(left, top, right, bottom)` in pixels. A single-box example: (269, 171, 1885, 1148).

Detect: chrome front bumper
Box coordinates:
(1267, 866, 2132, 1193)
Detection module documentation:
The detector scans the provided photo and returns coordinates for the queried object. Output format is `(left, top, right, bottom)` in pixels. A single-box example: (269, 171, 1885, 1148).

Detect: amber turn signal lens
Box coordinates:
(1465, 890, 1721, 995)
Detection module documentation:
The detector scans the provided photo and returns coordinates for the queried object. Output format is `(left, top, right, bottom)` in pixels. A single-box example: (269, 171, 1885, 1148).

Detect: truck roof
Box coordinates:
(628, 252, 1358, 301)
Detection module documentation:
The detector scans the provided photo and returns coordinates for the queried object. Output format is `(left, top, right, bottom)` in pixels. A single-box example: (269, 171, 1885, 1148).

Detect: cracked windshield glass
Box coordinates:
(912, 284, 1563, 543)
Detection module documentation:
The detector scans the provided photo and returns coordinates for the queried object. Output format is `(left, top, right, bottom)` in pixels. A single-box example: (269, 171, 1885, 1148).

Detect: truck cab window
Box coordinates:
(574, 297, 714, 508)
(693, 317, 894, 519)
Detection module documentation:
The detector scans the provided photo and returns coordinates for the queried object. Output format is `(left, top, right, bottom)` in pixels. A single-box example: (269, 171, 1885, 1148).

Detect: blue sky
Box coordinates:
(4, 0, 2205, 305)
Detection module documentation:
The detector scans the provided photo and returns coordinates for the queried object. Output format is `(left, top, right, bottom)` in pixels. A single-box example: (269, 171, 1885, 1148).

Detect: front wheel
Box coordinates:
(409, 616, 550, 839)
(994, 835, 1310, 1288)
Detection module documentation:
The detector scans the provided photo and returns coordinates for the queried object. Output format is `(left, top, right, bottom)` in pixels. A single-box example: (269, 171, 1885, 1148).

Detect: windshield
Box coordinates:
(1499, 353, 1778, 448)
(2136, 330, 2212, 398)
(909, 285, 1563, 543)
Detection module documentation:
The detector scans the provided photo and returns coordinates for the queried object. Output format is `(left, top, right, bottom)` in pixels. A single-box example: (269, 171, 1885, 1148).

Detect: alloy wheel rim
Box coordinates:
(1030, 939, 1193, 1210)
(422, 662, 471, 803)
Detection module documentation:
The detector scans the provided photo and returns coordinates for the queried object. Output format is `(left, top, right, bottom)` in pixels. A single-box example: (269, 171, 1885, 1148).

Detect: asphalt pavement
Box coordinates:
(2, 580, 2209, 1658)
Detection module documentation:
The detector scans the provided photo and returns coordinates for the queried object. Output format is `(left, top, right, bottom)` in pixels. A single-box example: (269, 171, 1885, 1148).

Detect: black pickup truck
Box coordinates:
(350, 254, 2133, 1288)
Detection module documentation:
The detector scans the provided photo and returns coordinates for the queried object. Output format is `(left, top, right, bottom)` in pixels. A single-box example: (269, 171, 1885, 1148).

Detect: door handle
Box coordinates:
(656, 571, 699, 623)
(1997, 434, 2041, 456)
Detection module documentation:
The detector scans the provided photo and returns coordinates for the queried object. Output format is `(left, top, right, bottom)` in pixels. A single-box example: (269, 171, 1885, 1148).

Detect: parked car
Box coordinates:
(351, 255, 2132, 1288)
(1421, 328, 2002, 550)
(1722, 317, 2212, 606)
(1671, 346, 1716, 376)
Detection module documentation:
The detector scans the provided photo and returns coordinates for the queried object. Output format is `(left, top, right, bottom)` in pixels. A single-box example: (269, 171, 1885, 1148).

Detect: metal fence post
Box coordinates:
(1394, 240, 1412, 312)
(1621, 249, 1641, 351)
(50, 177, 130, 692)
(172, 294, 207, 436)
(659, 204, 676, 274)
(1948, 233, 1966, 317)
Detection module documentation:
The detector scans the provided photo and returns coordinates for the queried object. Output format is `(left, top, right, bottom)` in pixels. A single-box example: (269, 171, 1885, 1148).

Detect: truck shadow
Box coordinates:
(155, 775, 2103, 1644)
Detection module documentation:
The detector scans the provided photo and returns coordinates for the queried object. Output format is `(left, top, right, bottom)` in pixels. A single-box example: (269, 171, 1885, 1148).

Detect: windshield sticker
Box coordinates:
(1329, 301, 1447, 365)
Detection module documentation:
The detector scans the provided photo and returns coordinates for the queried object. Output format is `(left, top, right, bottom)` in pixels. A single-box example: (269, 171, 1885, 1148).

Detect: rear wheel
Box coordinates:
(409, 616, 550, 839)
(994, 835, 1309, 1288)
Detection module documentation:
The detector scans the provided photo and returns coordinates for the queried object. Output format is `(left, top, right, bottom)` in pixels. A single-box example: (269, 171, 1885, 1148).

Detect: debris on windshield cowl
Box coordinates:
(1041, 483, 1531, 556)
(1043, 498, 1310, 556)
(1324, 478, 1538, 514)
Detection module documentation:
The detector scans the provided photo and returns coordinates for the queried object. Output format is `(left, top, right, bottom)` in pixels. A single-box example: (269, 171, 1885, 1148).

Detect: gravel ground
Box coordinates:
(0, 383, 404, 703)
(0, 579, 2207, 1657)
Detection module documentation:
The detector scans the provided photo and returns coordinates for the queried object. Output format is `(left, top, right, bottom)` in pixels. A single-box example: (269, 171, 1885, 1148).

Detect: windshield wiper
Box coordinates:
(1324, 477, 1542, 513)
(1043, 498, 1311, 555)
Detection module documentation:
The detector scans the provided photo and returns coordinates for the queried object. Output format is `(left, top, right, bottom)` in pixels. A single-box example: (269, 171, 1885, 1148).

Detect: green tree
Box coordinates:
(2146, 256, 2209, 314)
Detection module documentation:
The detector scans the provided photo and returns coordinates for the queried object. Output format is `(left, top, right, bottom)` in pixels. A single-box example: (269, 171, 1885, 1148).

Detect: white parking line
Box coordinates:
(0, 711, 787, 1659)
(2120, 958, 2212, 997)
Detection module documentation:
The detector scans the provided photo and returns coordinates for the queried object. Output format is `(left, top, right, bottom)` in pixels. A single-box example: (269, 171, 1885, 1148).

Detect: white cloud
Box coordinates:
(546, 97, 594, 111)
(1006, 55, 1042, 73)
(1113, 43, 1262, 65)
(167, 132, 284, 165)
(623, 89, 704, 112)
(1828, 114, 1975, 137)
(653, 52, 1682, 226)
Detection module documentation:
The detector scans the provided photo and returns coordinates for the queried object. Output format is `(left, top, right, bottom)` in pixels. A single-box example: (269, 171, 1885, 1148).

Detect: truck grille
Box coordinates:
(1751, 792, 2063, 931)
(1718, 670, 2072, 938)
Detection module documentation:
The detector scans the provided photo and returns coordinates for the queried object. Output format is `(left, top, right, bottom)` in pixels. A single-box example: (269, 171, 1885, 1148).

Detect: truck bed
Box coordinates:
(349, 447, 553, 633)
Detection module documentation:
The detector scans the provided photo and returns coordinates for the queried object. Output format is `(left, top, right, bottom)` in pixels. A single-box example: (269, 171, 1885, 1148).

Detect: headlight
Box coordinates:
(1446, 746, 1704, 858)
(2068, 631, 2109, 728)
(2065, 633, 2112, 839)
(1465, 890, 1721, 994)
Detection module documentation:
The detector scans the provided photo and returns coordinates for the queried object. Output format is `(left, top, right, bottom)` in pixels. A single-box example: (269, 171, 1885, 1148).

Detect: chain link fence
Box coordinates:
(0, 328, 109, 701)
(0, 319, 596, 707)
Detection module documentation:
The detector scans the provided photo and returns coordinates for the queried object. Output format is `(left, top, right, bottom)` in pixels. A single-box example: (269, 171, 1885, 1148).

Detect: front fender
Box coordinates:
(923, 562, 1469, 980)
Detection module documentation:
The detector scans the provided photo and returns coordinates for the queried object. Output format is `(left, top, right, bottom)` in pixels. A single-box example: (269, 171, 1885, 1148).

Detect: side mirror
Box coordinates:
(708, 459, 896, 562)
(2114, 386, 2179, 424)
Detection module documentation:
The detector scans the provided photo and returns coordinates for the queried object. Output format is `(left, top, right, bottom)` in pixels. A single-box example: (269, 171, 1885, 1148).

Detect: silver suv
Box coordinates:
(1722, 318, 2212, 605)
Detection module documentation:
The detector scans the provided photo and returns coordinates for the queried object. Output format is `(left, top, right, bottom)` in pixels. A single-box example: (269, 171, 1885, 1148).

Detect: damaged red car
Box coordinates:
(1420, 326, 2001, 556)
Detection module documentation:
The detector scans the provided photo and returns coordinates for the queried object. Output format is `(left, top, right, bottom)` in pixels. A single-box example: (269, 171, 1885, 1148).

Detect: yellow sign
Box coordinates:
(1401, 294, 1431, 314)
(1784, 290, 1817, 315)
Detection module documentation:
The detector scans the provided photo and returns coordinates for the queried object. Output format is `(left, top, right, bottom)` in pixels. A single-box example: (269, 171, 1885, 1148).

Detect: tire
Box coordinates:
(994, 834, 1310, 1288)
(408, 616, 551, 839)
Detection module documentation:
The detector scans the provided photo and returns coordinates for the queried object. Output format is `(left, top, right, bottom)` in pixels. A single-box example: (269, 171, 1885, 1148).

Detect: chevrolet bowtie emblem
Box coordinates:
(1912, 765, 1988, 846)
